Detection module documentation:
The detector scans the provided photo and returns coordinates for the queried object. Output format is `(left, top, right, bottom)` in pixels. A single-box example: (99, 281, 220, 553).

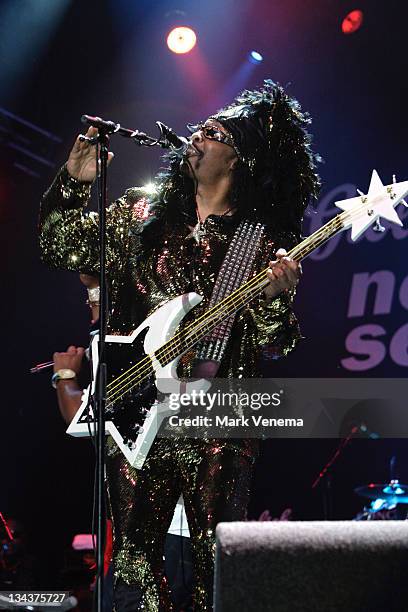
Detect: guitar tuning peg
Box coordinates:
(393, 174, 397, 183)
(373, 218, 385, 233)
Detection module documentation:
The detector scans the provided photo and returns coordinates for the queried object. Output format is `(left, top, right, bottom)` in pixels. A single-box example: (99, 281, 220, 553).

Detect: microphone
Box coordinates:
(81, 114, 118, 132)
(156, 122, 189, 152)
(80, 114, 189, 151)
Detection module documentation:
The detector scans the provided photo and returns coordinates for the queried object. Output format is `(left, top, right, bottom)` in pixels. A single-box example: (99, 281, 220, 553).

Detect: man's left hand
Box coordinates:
(53, 345, 85, 374)
(264, 249, 301, 301)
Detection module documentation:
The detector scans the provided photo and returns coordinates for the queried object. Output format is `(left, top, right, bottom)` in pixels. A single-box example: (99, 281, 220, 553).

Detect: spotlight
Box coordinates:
(341, 10, 363, 34)
(167, 26, 197, 54)
(142, 182, 157, 195)
(249, 50, 263, 64)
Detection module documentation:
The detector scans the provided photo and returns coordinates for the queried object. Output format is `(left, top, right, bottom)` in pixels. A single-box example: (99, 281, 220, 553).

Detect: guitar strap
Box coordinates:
(193, 219, 265, 378)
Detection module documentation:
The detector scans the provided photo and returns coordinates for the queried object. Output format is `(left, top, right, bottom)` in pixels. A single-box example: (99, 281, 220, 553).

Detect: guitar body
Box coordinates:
(67, 292, 212, 469)
(66, 170, 408, 469)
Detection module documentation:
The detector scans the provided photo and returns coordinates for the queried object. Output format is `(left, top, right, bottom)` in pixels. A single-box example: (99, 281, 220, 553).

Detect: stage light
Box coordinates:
(167, 26, 197, 54)
(249, 50, 263, 64)
(342, 10, 364, 34)
(142, 182, 157, 195)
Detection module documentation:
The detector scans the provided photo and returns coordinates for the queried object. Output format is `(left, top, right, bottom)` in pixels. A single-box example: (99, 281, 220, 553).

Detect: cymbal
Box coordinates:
(355, 481, 408, 504)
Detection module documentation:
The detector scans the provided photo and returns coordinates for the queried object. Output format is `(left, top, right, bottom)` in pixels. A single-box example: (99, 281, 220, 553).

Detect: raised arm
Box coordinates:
(39, 127, 144, 276)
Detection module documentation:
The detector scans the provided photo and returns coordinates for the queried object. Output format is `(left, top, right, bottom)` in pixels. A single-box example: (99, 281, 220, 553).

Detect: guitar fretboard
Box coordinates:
(106, 210, 346, 406)
(155, 212, 345, 366)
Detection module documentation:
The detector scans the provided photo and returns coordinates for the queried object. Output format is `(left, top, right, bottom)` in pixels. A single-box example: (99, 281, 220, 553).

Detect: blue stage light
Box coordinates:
(249, 51, 263, 64)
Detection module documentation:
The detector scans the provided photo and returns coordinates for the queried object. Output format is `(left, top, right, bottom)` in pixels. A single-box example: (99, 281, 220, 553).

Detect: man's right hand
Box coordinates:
(66, 126, 114, 183)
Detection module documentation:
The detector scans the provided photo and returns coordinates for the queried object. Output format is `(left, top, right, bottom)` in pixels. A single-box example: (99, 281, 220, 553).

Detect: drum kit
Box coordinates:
(354, 479, 408, 520)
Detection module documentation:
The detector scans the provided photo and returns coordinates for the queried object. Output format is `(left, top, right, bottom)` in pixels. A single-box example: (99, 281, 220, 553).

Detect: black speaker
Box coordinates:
(214, 521, 408, 611)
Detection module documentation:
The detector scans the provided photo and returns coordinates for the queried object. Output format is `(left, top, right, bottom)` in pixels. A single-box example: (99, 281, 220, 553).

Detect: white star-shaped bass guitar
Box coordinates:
(335, 170, 408, 240)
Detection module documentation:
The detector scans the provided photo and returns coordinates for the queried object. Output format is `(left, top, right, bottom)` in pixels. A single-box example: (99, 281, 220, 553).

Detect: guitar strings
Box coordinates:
(106, 207, 351, 398)
(106, 204, 367, 404)
(106, 211, 344, 397)
(105, 224, 361, 406)
(106, 205, 369, 404)
(105, 224, 333, 405)
(105, 201, 382, 404)
(106, 226, 339, 406)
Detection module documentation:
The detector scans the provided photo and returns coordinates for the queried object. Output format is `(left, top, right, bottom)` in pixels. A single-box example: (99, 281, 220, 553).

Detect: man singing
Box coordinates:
(39, 80, 320, 611)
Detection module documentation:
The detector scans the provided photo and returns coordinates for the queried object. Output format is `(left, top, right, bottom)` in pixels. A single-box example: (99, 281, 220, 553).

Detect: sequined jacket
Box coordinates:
(39, 166, 302, 378)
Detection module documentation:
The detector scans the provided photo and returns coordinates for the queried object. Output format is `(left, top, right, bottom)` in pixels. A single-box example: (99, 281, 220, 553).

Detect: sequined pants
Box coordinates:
(106, 437, 256, 611)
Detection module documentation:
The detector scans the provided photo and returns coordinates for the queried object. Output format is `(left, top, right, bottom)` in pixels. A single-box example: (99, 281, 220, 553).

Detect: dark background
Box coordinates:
(1, 0, 407, 586)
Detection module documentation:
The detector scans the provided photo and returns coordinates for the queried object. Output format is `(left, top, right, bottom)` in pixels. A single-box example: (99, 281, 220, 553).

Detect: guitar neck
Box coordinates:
(104, 171, 407, 405)
(155, 212, 345, 364)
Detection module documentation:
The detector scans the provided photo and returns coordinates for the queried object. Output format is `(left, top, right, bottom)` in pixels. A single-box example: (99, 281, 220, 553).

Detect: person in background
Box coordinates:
(52, 275, 193, 611)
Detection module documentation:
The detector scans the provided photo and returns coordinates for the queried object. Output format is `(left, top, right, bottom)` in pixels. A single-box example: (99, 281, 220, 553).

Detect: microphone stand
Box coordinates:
(79, 114, 184, 612)
(95, 126, 108, 612)
(311, 427, 358, 520)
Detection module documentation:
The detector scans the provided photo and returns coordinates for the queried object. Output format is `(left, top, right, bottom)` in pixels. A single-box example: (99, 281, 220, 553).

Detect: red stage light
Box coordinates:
(342, 10, 364, 34)
(167, 26, 197, 54)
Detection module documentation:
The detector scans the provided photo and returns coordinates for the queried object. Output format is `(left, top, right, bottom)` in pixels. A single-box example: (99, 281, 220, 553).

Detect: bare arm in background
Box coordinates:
(53, 346, 84, 424)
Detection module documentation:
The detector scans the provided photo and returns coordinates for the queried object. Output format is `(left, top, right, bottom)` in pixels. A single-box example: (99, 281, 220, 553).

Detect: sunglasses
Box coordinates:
(187, 122, 237, 152)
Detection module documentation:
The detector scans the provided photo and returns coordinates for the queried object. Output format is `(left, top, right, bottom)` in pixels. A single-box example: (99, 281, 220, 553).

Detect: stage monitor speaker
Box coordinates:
(214, 521, 408, 611)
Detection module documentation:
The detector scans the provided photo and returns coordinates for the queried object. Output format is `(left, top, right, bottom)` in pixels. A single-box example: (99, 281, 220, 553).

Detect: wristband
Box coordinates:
(52, 368, 77, 389)
(86, 286, 100, 308)
(87, 286, 100, 302)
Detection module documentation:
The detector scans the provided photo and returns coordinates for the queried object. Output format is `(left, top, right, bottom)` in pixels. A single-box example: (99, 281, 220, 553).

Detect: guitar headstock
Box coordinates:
(335, 170, 408, 241)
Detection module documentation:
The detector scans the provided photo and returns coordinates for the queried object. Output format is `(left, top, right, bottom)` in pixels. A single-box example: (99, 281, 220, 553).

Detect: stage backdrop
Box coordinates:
(0, 0, 407, 586)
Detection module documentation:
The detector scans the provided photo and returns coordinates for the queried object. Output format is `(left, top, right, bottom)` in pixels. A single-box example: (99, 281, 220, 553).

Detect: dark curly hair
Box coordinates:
(140, 80, 320, 249)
